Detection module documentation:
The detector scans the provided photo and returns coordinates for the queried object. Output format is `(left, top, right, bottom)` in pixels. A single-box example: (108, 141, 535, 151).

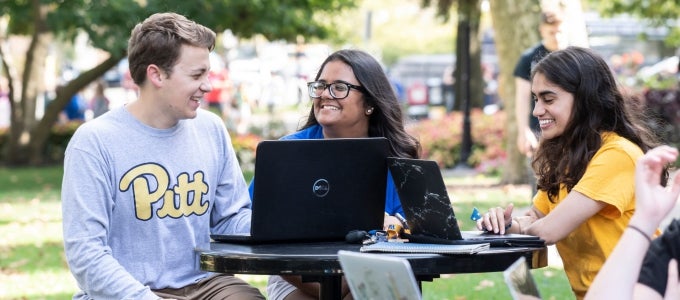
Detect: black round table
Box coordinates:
(198, 241, 548, 300)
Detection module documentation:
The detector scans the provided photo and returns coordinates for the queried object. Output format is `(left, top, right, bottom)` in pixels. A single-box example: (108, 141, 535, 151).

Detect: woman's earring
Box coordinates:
(366, 108, 374, 115)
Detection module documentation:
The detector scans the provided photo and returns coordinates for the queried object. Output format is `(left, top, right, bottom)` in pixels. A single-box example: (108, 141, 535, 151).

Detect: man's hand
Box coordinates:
(517, 127, 538, 156)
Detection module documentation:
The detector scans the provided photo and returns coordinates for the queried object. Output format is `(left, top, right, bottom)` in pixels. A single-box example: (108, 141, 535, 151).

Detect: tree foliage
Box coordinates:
(422, 0, 455, 22)
(0, 0, 358, 166)
(594, 0, 680, 47)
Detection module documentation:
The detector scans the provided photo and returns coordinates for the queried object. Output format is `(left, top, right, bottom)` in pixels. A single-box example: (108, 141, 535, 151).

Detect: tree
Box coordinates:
(0, 0, 357, 166)
(491, 0, 588, 184)
(488, 0, 542, 184)
(421, 0, 483, 168)
(423, 0, 485, 110)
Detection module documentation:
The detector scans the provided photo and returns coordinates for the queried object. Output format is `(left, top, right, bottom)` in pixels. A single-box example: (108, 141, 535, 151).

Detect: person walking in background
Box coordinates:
(90, 80, 110, 118)
(233, 82, 253, 135)
(477, 46, 664, 299)
(60, 87, 87, 122)
(259, 49, 421, 300)
(205, 61, 233, 120)
(514, 10, 566, 193)
(261, 70, 286, 115)
(586, 145, 680, 300)
(61, 12, 264, 299)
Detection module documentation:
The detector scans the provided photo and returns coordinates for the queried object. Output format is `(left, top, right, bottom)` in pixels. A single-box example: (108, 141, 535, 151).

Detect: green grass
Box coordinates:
(0, 166, 77, 299)
(0, 166, 575, 299)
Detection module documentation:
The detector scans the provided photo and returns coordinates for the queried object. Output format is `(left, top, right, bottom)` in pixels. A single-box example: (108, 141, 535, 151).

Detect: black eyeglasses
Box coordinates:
(307, 81, 365, 100)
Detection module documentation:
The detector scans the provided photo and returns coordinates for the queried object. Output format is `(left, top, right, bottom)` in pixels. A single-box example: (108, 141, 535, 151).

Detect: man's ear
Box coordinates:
(147, 64, 164, 87)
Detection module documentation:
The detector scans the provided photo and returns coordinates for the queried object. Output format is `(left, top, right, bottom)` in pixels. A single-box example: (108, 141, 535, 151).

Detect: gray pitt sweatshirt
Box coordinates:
(61, 107, 251, 300)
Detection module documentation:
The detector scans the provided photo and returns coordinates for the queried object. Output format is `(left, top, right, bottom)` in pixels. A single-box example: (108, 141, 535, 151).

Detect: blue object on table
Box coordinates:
(470, 207, 483, 221)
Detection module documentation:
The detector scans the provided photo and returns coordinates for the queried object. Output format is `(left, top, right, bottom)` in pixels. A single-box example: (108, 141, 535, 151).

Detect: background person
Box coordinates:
(59, 86, 87, 122)
(257, 49, 421, 300)
(586, 145, 680, 300)
(61, 12, 264, 299)
(90, 80, 110, 118)
(477, 46, 663, 299)
(514, 10, 566, 194)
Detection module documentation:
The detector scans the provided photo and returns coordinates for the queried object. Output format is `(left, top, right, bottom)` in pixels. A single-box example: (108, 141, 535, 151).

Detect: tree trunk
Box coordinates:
(489, 0, 542, 184)
(3, 0, 124, 166)
(27, 56, 121, 165)
(454, 0, 483, 110)
(5, 0, 49, 166)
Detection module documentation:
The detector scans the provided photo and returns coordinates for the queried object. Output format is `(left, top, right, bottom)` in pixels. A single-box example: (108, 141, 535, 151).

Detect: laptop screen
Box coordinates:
(387, 157, 463, 240)
(339, 250, 422, 300)
(503, 257, 542, 300)
(249, 138, 390, 242)
(386, 157, 544, 247)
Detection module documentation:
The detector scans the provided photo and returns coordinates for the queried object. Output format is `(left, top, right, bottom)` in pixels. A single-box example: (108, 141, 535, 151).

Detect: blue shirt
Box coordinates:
(248, 124, 405, 217)
(64, 94, 86, 121)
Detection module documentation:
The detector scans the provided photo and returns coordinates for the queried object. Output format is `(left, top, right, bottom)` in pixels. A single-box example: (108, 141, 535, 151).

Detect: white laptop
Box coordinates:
(503, 256, 542, 300)
(338, 250, 422, 300)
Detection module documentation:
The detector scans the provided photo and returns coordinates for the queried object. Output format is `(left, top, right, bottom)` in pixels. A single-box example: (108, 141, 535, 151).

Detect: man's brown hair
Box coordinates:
(540, 11, 563, 25)
(127, 12, 216, 86)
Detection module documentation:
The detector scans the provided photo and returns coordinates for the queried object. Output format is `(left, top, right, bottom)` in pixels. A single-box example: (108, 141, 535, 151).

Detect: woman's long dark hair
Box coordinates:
(531, 46, 663, 202)
(300, 49, 420, 158)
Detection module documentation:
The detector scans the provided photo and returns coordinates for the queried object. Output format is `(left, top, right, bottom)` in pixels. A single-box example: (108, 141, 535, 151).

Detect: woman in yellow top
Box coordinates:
(477, 46, 664, 299)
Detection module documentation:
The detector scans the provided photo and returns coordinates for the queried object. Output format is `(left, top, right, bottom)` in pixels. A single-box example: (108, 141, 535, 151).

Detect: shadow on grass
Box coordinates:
(1, 240, 68, 273)
(0, 166, 64, 193)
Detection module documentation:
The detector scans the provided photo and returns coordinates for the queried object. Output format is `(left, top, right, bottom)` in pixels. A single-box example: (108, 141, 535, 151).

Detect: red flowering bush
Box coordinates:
(230, 133, 262, 174)
(406, 109, 507, 174)
(231, 133, 261, 154)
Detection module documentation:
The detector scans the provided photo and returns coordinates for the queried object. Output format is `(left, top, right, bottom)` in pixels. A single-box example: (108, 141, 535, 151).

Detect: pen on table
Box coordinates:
(395, 213, 409, 229)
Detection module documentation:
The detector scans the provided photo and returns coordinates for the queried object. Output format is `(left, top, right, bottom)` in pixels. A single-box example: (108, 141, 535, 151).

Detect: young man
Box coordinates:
(513, 10, 565, 194)
(61, 12, 264, 299)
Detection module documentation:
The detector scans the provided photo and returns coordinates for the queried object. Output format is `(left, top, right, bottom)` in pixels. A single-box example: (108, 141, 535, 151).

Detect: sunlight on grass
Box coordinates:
(0, 200, 63, 244)
(0, 270, 78, 299)
(422, 266, 574, 300)
(0, 166, 77, 299)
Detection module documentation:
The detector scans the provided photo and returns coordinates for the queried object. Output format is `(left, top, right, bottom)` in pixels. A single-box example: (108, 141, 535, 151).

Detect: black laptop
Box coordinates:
(387, 157, 545, 247)
(210, 138, 389, 243)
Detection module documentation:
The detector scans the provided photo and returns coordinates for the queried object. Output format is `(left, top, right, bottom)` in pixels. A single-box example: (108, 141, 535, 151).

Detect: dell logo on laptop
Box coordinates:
(312, 179, 330, 197)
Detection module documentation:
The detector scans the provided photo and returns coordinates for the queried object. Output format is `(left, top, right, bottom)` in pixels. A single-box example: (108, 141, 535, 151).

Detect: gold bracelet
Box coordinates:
(627, 225, 652, 243)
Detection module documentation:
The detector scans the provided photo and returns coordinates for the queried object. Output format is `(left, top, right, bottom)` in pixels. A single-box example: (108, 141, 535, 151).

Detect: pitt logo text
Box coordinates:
(119, 163, 209, 220)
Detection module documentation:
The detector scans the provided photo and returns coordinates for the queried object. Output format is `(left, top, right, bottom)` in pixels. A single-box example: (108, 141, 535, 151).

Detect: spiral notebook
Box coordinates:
(360, 241, 489, 254)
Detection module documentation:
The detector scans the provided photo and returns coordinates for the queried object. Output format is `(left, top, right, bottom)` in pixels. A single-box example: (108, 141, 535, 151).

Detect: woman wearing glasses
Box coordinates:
(265, 49, 420, 300)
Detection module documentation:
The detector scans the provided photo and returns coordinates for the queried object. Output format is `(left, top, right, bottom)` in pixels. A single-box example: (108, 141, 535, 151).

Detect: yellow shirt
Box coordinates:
(533, 132, 642, 299)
